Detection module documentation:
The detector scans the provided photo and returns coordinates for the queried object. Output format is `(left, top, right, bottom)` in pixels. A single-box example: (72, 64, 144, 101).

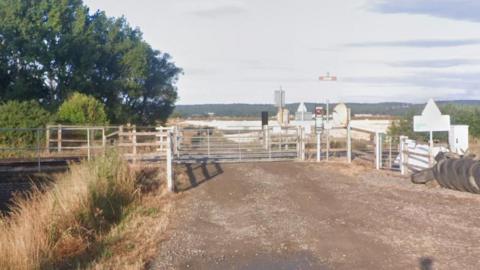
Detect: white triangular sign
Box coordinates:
(422, 98, 442, 117)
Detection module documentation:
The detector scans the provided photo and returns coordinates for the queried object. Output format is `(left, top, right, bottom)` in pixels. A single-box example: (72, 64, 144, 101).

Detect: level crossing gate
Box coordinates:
(173, 126, 304, 163)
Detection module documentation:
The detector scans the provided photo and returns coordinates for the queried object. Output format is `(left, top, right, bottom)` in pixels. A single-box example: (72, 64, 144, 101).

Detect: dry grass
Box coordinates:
(87, 185, 174, 269)
(0, 152, 140, 269)
(85, 166, 188, 269)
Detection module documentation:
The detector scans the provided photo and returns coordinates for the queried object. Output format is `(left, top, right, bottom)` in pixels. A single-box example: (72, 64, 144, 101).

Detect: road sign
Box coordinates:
(413, 99, 450, 132)
(274, 90, 285, 107)
(315, 106, 324, 116)
(319, 72, 337, 81)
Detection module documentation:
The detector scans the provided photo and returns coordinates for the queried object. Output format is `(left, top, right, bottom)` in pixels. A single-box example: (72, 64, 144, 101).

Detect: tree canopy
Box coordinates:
(0, 0, 181, 125)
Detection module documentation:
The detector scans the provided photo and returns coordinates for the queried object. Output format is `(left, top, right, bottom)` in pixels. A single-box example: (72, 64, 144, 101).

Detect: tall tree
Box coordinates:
(0, 0, 181, 124)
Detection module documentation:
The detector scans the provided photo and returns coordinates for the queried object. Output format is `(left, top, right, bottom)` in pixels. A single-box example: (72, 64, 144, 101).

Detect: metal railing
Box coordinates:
(175, 126, 300, 163)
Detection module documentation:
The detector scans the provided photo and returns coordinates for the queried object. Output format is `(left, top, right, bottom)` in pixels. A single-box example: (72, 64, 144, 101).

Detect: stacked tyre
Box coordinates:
(432, 157, 480, 193)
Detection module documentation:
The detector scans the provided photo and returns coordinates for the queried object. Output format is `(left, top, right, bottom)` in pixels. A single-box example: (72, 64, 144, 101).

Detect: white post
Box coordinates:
(316, 132, 321, 162)
(267, 127, 272, 159)
(326, 129, 330, 161)
(429, 131, 434, 167)
(207, 128, 211, 158)
(347, 109, 352, 163)
(399, 136, 407, 175)
(296, 126, 301, 159)
(166, 131, 174, 192)
(301, 127, 305, 161)
(375, 132, 380, 170)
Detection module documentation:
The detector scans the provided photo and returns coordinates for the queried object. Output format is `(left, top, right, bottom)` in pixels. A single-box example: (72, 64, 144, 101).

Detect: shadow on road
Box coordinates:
(175, 162, 223, 192)
(419, 257, 434, 270)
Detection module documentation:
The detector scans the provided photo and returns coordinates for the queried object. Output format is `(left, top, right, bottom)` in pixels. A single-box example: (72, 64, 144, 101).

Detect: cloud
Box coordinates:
(239, 60, 294, 71)
(371, 0, 480, 22)
(344, 72, 480, 94)
(347, 39, 480, 48)
(191, 1, 247, 18)
(389, 59, 480, 68)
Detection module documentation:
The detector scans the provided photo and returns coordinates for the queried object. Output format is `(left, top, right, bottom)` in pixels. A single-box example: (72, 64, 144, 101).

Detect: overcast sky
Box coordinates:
(83, 0, 480, 104)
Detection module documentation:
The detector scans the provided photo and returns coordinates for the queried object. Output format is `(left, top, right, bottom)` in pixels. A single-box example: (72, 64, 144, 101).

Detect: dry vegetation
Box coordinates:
(0, 153, 172, 270)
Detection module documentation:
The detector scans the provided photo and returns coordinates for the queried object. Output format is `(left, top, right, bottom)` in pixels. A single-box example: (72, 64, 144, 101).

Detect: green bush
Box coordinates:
(57, 93, 108, 125)
(0, 100, 52, 147)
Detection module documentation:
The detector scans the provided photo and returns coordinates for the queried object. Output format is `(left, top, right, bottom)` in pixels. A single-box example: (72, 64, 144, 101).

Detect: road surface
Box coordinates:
(151, 161, 480, 270)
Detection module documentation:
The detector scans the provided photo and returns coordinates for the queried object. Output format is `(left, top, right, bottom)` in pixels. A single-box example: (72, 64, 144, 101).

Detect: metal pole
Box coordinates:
(388, 137, 392, 169)
(316, 132, 321, 162)
(36, 129, 41, 172)
(326, 129, 330, 161)
(267, 127, 272, 159)
(238, 129, 242, 161)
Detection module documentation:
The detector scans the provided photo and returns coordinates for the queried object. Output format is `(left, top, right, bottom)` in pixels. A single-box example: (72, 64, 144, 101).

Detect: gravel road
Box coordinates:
(151, 161, 480, 270)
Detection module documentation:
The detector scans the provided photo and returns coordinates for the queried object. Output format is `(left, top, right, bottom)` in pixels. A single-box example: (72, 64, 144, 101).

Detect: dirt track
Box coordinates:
(151, 161, 480, 270)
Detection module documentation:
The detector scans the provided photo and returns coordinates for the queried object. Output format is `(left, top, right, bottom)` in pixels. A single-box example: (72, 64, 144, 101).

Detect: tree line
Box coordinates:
(388, 104, 480, 140)
(0, 0, 181, 126)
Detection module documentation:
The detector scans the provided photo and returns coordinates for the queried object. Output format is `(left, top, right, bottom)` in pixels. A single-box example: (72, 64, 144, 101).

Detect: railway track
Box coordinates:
(0, 156, 82, 173)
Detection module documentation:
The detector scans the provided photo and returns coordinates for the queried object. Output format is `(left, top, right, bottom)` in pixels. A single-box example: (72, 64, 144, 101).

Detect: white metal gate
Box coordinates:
(174, 126, 302, 163)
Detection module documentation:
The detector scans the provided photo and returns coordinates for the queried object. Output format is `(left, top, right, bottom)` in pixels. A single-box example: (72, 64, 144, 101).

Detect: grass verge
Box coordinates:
(0, 152, 171, 270)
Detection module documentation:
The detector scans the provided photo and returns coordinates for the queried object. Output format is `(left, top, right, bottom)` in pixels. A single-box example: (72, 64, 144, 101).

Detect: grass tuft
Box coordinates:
(0, 152, 138, 270)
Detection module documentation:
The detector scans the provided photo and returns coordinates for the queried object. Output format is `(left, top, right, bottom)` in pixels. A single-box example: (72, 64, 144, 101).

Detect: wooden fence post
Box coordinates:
(57, 124, 62, 152)
(102, 128, 106, 155)
(132, 125, 137, 163)
(87, 128, 91, 161)
(46, 125, 50, 154)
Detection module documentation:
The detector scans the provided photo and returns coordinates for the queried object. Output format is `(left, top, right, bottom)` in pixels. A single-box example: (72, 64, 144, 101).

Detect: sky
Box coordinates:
(83, 0, 480, 104)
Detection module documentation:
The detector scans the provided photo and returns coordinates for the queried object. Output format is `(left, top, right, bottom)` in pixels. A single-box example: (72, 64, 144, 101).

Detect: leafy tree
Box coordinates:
(0, 100, 52, 146)
(57, 92, 108, 124)
(0, 0, 181, 124)
(387, 109, 428, 141)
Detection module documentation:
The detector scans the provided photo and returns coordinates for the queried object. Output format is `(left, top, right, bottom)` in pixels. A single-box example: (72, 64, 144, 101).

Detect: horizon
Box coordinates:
(175, 99, 480, 106)
(83, 0, 480, 105)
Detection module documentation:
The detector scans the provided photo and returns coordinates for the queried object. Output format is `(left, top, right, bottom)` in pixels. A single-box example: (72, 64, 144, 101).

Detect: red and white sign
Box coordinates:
(319, 75, 337, 81)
